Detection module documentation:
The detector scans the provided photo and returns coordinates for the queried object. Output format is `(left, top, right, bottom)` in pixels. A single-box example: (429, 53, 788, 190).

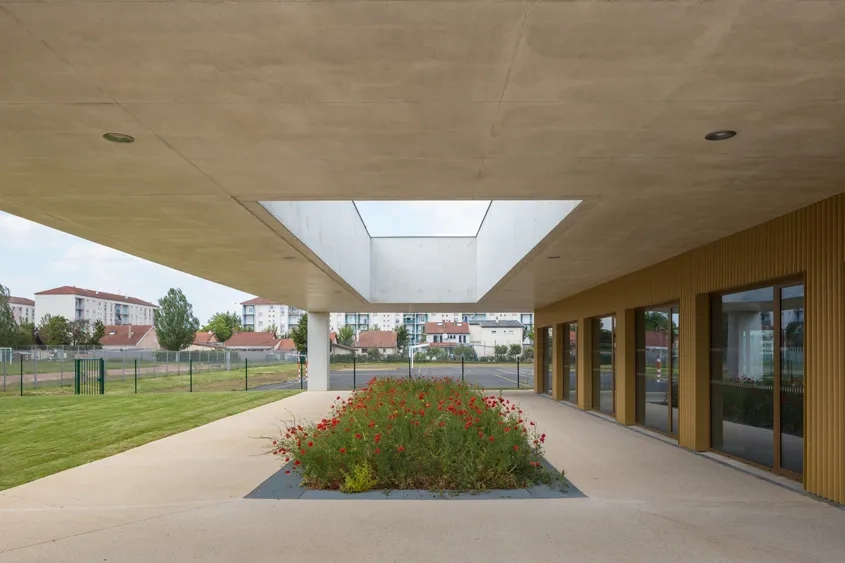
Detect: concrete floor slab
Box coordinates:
(1, 391, 843, 562)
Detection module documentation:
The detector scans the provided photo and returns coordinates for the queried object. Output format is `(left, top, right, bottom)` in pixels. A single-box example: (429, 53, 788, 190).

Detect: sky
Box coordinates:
(354, 201, 490, 237)
(0, 211, 251, 324)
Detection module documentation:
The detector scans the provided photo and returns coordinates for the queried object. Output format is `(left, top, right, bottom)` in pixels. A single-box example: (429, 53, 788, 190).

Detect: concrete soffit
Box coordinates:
(257, 200, 580, 304)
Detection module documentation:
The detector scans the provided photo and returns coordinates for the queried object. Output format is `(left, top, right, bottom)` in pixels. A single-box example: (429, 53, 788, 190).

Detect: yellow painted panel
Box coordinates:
(536, 194, 845, 505)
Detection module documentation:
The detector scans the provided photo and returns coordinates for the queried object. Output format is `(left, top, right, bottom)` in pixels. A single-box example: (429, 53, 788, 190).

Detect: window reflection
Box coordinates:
(567, 323, 578, 404)
(636, 306, 679, 436)
(780, 284, 804, 475)
(543, 327, 553, 394)
(592, 316, 615, 415)
(711, 286, 778, 470)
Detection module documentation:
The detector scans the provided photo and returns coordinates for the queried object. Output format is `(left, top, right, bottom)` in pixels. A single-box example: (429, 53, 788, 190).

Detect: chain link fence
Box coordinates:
(0, 346, 304, 397)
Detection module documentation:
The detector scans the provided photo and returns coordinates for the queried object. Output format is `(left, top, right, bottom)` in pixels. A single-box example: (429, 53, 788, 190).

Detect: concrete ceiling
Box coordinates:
(1, 0, 844, 313)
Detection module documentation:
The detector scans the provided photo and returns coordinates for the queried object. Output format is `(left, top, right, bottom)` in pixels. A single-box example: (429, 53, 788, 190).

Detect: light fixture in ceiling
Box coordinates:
(704, 130, 737, 141)
(282, 256, 296, 261)
(102, 132, 135, 144)
(548, 256, 561, 260)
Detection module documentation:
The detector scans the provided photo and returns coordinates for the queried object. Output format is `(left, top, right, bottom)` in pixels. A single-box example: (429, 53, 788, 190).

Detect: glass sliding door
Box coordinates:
(592, 316, 615, 415)
(561, 322, 577, 403)
(779, 284, 804, 475)
(542, 327, 553, 394)
(710, 281, 804, 478)
(635, 305, 679, 437)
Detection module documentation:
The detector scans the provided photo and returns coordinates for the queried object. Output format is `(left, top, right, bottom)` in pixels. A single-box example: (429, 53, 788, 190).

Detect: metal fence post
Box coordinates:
(353, 353, 357, 390)
(408, 354, 412, 380)
(516, 357, 520, 389)
(134, 359, 138, 394)
(20, 355, 24, 396)
(299, 357, 304, 390)
(461, 355, 464, 383)
(99, 358, 105, 395)
(245, 358, 248, 391)
(189, 359, 193, 392)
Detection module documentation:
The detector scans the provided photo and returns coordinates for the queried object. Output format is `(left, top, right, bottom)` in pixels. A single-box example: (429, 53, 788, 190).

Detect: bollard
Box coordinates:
(134, 359, 138, 394)
(245, 358, 248, 391)
(189, 359, 193, 393)
(516, 357, 520, 389)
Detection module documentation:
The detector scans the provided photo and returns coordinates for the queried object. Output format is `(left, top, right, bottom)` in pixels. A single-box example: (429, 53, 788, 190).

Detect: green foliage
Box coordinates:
(524, 326, 535, 344)
(89, 320, 106, 346)
(0, 284, 16, 347)
(274, 378, 559, 492)
(643, 311, 669, 332)
(69, 320, 90, 346)
(394, 325, 410, 352)
(290, 314, 308, 355)
(493, 344, 509, 361)
(521, 347, 535, 362)
(203, 312, 241, 344)
(508, 344, 522, 359)
(264, 323, 279, 338)
(425, 346, 446, 360)
(337, 325, 355, 346)
(370, 324, 380, 332)
(38, 314, 71, 346)
(13, 321, 36, 347)
(154, 288, 200, 351)
(367, 347, 382, 360)
(453, 345, 477, 360)
(340, 463, 378, 493)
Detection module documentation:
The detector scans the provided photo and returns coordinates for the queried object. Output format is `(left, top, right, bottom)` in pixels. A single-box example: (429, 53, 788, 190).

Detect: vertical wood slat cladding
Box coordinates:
(535, 194, 845, 504)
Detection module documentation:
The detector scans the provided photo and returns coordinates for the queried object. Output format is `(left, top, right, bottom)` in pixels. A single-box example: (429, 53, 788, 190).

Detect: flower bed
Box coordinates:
(272, 377, 561, 492)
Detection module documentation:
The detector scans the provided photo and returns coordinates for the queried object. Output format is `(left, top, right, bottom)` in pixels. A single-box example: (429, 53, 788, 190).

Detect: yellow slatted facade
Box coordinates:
(535, 194, 845, 504)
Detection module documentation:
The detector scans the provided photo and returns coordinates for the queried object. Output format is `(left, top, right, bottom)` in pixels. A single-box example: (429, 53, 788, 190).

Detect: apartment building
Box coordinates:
(34, 286, 156, 326)
(9, 296, 35, 325)
(241, 298, 305, 334)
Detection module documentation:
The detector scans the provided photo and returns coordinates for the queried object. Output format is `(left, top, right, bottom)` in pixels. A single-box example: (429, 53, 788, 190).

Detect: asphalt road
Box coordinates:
(255, 365, 535, 391)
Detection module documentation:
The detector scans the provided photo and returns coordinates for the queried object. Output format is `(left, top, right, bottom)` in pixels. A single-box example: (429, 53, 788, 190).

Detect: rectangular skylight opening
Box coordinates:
(353, 201, 491, 237)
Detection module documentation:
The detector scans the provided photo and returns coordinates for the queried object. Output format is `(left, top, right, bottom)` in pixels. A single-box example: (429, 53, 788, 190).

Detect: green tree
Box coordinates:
(337, 325, 355, 346)
(453, 344, 477, 361)
(0, 284, 16, 347)
(69, 319, 92, 346)
(370, 323, 380, 332)
(13, 321, 36, 347)
(154, 288, 200, 351)
(203, 311, 241, 344)
(264, 323, 279, 338)
(394, 325, 410, 352)
(643, 311, 669, 333)
(524, 326, 535, 344)
(38, 314, 71, 346)
(367, 347, 382, 360)
(290, 314, 308, 355)
(494, 344, 508, 361)
(88, 320, 106, 346)
(508, 343, 522, 359)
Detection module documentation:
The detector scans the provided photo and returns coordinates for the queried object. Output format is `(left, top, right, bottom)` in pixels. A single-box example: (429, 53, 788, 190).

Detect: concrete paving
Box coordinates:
(1, 392, 844, 562)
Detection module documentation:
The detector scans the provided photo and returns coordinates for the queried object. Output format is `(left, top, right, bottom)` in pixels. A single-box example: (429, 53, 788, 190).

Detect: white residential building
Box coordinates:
(9, 297, 35, 325)
(34, 286, 157, 326)
(468, 320, 525, 358)
(241, 298, 305, 334)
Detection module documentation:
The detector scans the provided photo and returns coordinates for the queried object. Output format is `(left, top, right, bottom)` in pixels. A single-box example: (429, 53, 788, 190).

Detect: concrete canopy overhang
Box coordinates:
(1, 1, 845, 313)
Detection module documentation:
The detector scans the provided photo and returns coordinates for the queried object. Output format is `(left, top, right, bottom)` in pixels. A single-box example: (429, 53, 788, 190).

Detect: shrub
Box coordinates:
(273, 377, 560, 492)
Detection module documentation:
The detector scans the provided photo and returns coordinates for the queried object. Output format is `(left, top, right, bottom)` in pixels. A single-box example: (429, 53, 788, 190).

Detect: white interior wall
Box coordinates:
(370, 238, 476, 303)
(475, 200, 581, 298)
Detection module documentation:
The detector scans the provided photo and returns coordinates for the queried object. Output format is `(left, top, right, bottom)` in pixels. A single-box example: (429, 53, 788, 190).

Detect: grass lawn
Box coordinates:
(0, 391, 297, 490)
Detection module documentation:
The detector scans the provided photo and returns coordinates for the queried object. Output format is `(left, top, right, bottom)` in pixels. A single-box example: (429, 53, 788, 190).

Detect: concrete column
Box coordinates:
(615, 309, 637, 425)
(307, 312, 330, 391)
(679, 292, 710, 451)
(551, 323, 565, 401)
(577, 317, 593, 410)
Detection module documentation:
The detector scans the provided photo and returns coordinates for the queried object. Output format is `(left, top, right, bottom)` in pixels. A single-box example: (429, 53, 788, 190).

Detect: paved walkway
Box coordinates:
(1, 392, 843, 562)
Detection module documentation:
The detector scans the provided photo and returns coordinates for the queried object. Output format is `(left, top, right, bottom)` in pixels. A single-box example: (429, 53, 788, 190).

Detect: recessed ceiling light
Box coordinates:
(282, 256, 296, 261)
(102, 132, 135, 143)
(704, 130, 737, 141)
(548, 256, 561, 260)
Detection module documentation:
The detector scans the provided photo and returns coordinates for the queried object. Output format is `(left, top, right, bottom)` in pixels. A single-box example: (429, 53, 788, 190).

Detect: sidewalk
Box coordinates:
(2, 391, 843, 562)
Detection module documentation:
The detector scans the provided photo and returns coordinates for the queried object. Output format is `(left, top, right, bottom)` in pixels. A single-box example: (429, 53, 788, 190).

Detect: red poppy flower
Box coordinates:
(513, 445, 519, 452)
(397, 445, 405, 452)
(294, 460, 301, 466)
(285, 470, 291, 474)
(488, 436, 494, 442)
(339, 447, 346, 454)
(355, 433, 363, 440)
(375, 448, 381, 454)
(308, 441, 313, 447)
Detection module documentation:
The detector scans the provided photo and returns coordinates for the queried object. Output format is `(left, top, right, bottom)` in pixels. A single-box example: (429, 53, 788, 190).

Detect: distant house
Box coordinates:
(277, 338, 297, 353)
(468, 320, 524, 358)
(355, 331, 398, 355)
(424, 321, 470, 353)
(184, 331, 220, 351)
(99, 325, 158, 350)
(9, 297, 35, 325)
(223, 331, 283, 351)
